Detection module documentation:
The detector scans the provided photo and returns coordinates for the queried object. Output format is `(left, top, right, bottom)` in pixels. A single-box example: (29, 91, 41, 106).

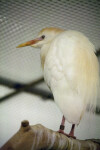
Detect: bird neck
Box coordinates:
(40, 43, 51, 69)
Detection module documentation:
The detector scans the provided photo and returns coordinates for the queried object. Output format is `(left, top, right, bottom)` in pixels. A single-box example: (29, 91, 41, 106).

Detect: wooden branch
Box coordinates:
(0, 120, 100, 150)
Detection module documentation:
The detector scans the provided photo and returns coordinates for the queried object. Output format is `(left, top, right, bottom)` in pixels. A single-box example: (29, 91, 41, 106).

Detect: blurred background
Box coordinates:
(0, 0, 100, 147)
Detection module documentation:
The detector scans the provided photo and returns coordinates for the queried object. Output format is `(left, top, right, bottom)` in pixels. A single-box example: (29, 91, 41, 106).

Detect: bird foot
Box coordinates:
(58, 130, 76, 139)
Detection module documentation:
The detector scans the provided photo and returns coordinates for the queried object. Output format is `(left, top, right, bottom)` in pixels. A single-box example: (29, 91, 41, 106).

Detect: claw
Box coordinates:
(58, 130, 76, 139)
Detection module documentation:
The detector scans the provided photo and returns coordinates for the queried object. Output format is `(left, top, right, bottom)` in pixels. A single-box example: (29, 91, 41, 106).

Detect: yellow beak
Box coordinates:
(16, 37, 42, 48)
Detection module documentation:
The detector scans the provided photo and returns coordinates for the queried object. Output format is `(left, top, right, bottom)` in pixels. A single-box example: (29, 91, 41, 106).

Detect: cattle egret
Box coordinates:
(17, 27, 99, 138)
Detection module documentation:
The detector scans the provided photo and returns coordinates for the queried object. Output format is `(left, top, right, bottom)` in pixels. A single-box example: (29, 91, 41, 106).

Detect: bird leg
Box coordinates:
(59, 115, 65, 133)
(68, 124, 76, 139)
(58, 115, 76, 139)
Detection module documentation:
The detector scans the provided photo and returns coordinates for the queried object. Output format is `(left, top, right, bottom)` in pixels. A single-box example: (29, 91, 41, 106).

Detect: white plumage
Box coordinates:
(17, 27, 99, 137)
(43, 30, 99, 124)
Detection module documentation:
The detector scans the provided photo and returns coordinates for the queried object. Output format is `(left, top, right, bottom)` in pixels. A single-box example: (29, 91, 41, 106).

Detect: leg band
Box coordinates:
(60, 125, 65, 130)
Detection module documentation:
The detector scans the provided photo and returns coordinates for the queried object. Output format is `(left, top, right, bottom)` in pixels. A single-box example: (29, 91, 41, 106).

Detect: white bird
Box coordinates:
(17, 27, 99, 138)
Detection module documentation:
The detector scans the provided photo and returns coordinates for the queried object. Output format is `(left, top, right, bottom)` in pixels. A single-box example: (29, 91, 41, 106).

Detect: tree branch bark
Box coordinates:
(0, 120, 100, 150)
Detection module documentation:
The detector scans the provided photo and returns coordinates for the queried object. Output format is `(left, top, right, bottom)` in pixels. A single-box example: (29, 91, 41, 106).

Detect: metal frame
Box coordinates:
(0, 77, 53, 102)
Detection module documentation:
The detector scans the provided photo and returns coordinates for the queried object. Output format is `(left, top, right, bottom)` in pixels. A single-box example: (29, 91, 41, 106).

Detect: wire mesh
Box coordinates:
(0, 0, 100, 83)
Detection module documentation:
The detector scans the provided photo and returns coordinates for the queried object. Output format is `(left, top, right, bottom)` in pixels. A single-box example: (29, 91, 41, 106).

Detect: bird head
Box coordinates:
(16, 27, 64, 48)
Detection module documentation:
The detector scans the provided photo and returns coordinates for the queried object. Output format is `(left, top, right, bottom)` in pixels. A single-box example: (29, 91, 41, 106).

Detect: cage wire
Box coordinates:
(0, 0, 100, 84)
(0, 0, 100, 147)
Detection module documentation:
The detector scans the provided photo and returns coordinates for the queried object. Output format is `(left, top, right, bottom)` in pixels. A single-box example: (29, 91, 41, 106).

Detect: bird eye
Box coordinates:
(41, 35, 45, 39)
